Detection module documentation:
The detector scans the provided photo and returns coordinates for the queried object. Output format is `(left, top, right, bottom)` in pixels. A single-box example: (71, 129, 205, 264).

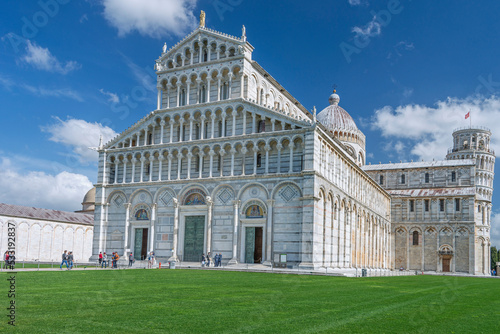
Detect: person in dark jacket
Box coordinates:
(129, 253, 134, 267)
(68, 252, 74, 270)
(60, 250, 69, 270)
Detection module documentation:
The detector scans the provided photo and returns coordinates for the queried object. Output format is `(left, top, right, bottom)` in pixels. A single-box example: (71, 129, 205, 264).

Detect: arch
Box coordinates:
(237, 182, 269, 200)
(241, 199, 267, 218)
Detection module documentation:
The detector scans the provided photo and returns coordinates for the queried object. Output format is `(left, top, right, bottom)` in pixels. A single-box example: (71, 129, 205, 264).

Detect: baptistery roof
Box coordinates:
(317, 92, 359, 132)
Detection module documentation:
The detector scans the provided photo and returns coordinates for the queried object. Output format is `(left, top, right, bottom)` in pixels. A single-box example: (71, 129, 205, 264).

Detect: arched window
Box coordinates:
(257, 120, 265, 133)
(148, 133, 153, 145)
(200, 85, 207, 103)
(424, 172, 430, 183)
(257, 153, 262, 167)
(203, 50, 208, 62)
(412, 231, 419, 246)
(401, 174, 406, 184)
(451, 171, 456, 182)
(379, 175, 384, 185)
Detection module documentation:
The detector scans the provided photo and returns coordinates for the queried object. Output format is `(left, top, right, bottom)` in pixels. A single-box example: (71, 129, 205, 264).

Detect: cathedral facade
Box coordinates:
(91, 19, 391, 272)
(91, 17, 493, 275)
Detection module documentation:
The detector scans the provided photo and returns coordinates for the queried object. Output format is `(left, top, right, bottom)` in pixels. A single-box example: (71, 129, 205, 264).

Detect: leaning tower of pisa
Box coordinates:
(446, 126, 495, 274)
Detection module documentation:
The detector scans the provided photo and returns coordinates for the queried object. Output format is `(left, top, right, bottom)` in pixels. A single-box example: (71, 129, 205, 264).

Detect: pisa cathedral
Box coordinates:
(91, 15, 494, 275)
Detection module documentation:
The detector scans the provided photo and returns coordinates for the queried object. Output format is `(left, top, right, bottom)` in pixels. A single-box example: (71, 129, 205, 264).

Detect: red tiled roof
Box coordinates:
(0, 203, 94, 225)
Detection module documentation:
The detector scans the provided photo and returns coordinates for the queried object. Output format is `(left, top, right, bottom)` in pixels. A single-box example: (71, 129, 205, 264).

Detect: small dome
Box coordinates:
(317, 92, 358, 132)
(83, 187, 96, 204)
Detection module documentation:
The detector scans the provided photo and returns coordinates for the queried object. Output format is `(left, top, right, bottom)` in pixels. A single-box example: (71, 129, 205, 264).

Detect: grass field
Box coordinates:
(1, 269, 499, 333)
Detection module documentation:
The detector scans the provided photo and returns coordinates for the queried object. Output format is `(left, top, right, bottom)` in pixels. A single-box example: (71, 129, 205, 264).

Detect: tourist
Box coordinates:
(3, 251, 9, 269)
(129, 252, 134, 267)
(207, 252, 212, 267)
(152, 251, 156, 266)
(218, 253, 222, 267)
(102, 252, 108, 268)
(60, 250, 69, 270)
(201, 253, 206, 267)
(8, 252, 15, 269)
(112, 252, 119, 269)
(98, 252, 103, 266)
(213, 253, 218, 267)
(68, 251, 74, 270)
(148, 252, 153, 269)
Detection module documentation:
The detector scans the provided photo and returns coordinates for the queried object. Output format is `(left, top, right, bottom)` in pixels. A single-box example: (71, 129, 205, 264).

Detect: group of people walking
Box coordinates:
(3, 251, 15, 269)
(98, 251, 120, 268)
(201, 252, 223, 267)
(60, 250, 75, 270)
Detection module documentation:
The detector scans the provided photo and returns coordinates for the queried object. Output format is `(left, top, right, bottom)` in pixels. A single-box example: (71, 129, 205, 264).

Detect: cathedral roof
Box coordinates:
(0, 203, 94, 225)
(317, 92, 359, 133)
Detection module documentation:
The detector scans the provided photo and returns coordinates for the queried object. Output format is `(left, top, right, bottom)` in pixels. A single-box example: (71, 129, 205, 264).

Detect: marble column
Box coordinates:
(206, 197, 213, 254)
(150, 203, 157, 253)
(263, 199, 274, 266)
(228, 200, 241, 265)
(160, 120, 165, 144)
(168, 199, 179, 262)
(123, 203, 131, 256)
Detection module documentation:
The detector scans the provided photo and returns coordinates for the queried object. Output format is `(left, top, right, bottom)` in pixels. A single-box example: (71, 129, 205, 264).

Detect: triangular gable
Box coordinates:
(159, 27, 246, 63)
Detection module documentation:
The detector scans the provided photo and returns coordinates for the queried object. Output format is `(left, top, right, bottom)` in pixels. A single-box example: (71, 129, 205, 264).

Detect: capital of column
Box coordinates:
(187, 152, 193, 159)
(221, 112, 227, 118)
(219, 150, 226, 157)
(123, 202, 131, 210)
(179, 118, 185, 124)
(266, 199, 275, 206)
(232, 200, 241, 207)
(230, 148, 237, 155)
(277, 144, 283, 151)
(198, 152, 205, 158)
(206, 196, 213, 206)
(208, 150, 215, 156)
(253, 147, 260, 153)
(241, 147, 248, 154)
(167, 155, 173, 161)
(169, 119, 176, 125)
(160, 120, 166, 126)
(211, 114, 217, 120)
(264, 145, 271, 152)
(200, 115, 206, 121)
(189, 116, 195, 122)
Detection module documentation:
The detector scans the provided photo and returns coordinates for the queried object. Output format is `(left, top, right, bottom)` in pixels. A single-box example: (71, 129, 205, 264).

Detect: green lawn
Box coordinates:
(1, 269, 499, 333)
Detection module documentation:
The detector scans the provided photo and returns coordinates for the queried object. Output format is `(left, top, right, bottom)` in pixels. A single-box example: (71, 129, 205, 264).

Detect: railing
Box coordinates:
(452, 125, 491, 133)
(447, 147, 495, 155)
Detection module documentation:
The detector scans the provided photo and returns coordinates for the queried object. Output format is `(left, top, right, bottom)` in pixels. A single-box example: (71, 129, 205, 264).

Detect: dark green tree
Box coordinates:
(491, 246, 499, 270)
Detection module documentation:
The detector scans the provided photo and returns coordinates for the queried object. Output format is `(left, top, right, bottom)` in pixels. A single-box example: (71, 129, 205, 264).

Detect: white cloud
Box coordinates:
(42, 117, 118, 163)
(22, 40, 81, 74)
(102, 0, 198, 38)
(99, 88, 120, 103)
(348, 0, 367, 6)
(371, 95, 500, 161)
(0, 158, 93, 212)
(22, 84, 83, 101)
(352, 16, 381, 38)
(0, 73, 83, 101)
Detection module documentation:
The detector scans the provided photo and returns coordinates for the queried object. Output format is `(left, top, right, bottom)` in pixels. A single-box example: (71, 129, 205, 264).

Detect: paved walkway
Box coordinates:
(2, 262, 497, 278)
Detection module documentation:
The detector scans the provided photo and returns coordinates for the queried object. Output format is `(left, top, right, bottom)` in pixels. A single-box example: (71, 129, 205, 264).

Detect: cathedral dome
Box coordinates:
(81, 187, 96, 213)
(316, 91, 366, 166)
(317, 92, 359, 132)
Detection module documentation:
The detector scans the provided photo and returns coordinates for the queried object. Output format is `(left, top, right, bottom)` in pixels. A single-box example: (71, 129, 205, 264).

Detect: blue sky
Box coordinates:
(1, 0, 500, 244)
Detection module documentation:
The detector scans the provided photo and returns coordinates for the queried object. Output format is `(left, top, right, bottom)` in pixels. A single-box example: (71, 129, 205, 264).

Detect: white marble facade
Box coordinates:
(0, 205, 94, 263)
(91, 22, 391, 270)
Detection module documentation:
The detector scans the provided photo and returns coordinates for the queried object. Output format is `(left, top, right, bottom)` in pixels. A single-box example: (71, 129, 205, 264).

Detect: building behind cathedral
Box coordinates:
(90, 16, 494, 275)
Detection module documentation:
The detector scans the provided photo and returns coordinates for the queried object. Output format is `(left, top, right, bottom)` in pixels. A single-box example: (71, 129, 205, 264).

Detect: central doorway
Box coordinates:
(134, 228, 148, 260)
(442, 257, 451, 272)
(183, 215, 205, 262)
(245, 227, 263, 263)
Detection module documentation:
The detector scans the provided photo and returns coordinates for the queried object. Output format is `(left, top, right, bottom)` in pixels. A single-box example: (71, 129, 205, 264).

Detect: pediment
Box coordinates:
(156, 28, 248, 71)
